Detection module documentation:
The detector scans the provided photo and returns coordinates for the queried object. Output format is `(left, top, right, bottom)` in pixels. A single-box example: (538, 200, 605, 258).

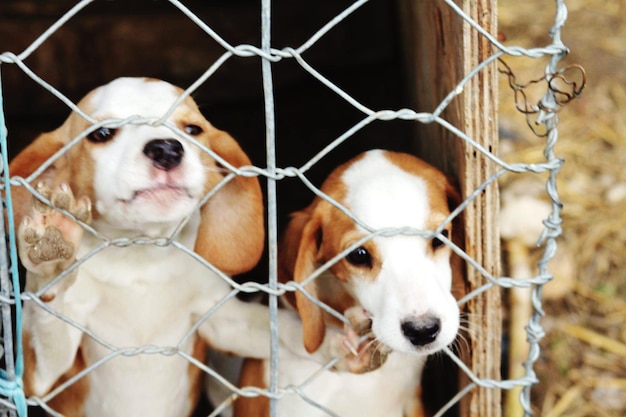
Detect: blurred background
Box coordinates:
(499, 0, 626, 416)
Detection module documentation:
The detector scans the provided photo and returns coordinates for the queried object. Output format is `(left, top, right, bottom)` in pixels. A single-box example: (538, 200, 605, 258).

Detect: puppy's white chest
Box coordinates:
(79, 280, 200, 417)
(83, 273, 194, 344)
(71, 240, 214, 341)
(63, 245, 213, 417)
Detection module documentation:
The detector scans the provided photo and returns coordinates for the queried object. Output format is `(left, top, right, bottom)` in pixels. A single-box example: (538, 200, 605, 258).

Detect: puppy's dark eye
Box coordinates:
(87, 127, 116, 143)
(184, 124, 203, 136)
(346, 247, 372, 268)
(432, 230, 449, 251)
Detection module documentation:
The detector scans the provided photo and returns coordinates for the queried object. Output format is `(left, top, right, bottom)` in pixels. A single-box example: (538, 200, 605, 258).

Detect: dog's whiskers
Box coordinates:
(204, 166, 231, 175)
(451, 331, 471, 357)
(352, 333, 391, 371)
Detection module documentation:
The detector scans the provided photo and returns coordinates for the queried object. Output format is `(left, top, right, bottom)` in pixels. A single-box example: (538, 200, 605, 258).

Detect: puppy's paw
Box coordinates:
(18, 183, 91, 289)
(329, 306, 391, 374)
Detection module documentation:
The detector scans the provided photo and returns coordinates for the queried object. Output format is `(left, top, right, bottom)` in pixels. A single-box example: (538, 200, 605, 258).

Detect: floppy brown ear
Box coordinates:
(292, 212, 326, 353)
(194, 128, 265, 276)
(8, 128, 69, 228)
(277, 208, 314, 289)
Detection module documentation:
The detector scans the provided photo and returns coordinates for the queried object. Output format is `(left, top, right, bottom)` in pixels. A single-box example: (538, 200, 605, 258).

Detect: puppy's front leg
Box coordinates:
(18, 183, 91, 396)
(197, 298, 304, 359)
(198, 299, 381, 371)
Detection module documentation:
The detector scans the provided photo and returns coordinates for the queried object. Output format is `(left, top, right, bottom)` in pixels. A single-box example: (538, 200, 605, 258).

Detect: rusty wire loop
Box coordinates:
(499, 58, 586, 136)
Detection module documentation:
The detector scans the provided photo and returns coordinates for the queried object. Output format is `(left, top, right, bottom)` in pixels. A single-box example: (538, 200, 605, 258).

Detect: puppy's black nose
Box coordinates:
(401, 315, 441, 347)
(143, 139, 184, 171)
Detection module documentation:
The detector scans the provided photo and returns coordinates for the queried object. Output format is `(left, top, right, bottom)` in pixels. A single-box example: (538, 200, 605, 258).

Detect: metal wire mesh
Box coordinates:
(0, 0, 581, 416)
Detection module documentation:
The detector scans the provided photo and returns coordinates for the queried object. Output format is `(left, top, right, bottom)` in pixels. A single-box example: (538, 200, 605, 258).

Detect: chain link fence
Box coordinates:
(0, 0, 583, 416)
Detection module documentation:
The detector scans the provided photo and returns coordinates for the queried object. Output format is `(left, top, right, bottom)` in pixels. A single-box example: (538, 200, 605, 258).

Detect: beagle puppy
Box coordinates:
(10, 78, 370, 417)
(236, 150, 462, 417)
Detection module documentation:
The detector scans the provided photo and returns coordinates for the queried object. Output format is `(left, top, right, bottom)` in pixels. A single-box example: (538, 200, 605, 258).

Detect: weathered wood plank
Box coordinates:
(399, 0, 501, 416)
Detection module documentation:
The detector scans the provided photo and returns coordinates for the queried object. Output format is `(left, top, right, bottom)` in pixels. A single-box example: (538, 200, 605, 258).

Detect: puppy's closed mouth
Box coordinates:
(123, 185, 192, 204)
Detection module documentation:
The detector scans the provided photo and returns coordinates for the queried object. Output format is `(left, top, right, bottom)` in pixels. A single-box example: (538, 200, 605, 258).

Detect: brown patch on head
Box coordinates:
(380, 150, 461, 256)
(328, 224, 383, 280)
(143, 77, 165, 84)
(381, 151, 453, 217)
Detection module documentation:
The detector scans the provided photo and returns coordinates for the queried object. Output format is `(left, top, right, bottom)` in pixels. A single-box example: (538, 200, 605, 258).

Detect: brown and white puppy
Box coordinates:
(236, 150, 462, 417)
(10, 77, 365, 417)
